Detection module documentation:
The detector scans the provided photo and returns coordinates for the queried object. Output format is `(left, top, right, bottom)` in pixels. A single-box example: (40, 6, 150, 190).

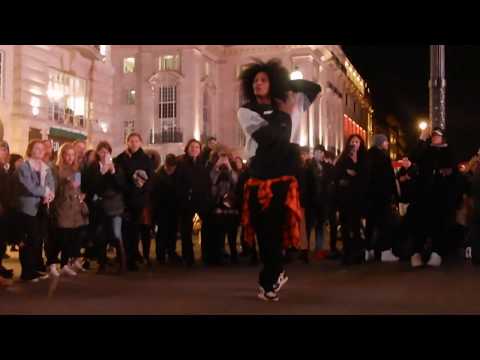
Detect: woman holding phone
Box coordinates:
(51, 143, 89, 276)
(334, 134, 368, 265)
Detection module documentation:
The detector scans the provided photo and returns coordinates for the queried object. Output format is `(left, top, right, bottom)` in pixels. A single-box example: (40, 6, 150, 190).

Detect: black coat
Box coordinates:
(175, 155, 212, 214)
(410, 140, 455, 207)
(151, 166, 177, 221)
(114, 148, 155, 214)
(84, 162, 127, 217)
(366, 146, 398, 205)
(334, 155, 367, 211)
(0, 165, 9, 214)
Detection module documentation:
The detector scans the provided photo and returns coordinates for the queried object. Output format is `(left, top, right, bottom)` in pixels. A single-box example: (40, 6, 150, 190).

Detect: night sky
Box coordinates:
(342, 45, 480, 162)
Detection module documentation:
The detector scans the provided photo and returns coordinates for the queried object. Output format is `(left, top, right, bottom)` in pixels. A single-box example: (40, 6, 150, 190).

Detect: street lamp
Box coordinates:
(290, 66, 303, 80)
(418, 120, 428, 131)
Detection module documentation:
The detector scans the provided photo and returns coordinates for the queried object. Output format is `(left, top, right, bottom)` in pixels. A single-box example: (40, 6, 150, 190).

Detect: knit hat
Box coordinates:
(373, 134, 388, 148)
(165, 154, 177, 167)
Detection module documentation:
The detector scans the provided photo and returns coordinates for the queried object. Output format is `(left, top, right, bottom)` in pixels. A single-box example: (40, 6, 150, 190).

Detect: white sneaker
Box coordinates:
(273, 271, 289, 293)
(258, 291, 279, 302)
(49, 264, 60, 277)
(466, 247, 472, 259)
(427, 252, 442, 267)
(365, 249, 375, 262)
(61, 265, 77, 277)
(381, 249, 400, 263)
(411, 253, 423, 268)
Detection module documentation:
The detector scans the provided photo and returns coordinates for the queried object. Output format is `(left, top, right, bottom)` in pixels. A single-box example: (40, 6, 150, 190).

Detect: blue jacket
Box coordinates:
(15, 160, 55, 217)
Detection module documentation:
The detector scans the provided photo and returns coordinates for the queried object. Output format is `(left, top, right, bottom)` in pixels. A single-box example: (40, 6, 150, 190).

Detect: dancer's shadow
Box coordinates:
(47, 276, 60, 298)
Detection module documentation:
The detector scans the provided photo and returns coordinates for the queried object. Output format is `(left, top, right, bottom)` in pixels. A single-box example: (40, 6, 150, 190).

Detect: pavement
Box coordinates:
(1, 247, 480, 315)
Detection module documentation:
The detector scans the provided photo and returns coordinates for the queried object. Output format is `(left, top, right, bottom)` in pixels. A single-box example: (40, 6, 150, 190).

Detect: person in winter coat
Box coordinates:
(409, 127, 456, 267)
(151, 154, 181, 264)
(50, 143, 89, 277)
(84, 141, 128, 273)
(334, 134, 368, 265)
(365, 134, 400, 263)
(175, 139, 212, 267)
(209, 147, 240, 265)
(304, 145, 331, 262)
(323, 151, 341, 259)
(16, 140, 55, 282)
(199, 137, 217, 168)
(0, 140, 13, 281)
(115, 133, 155, 271)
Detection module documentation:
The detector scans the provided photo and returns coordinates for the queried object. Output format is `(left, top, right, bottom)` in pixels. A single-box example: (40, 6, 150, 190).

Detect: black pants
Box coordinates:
(328, 206, 338, 252)
(179, 209, 205, 265)
(124, 214, 152, 265)
(365, 201, 394, 254)
(19, 213, 43, 280)
(56, 228, 81, 267)
(413, 201, 450, 256)
(338, 201, 363, 262)
(155, 211, 178, 261)
(210, 212, 239, 264)
(249, 182, 288, 292)
(0, 216, 7, 267)
(45, 218, 59, 266)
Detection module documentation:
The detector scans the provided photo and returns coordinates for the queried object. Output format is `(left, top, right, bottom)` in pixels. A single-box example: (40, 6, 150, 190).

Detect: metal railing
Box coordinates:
(150, 128, 183, 144)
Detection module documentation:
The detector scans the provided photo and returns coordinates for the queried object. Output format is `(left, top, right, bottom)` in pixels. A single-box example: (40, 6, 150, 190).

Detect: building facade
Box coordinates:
(0, 45, 373, 159)
(111, 45, 374, 159)
(0, 45, 114, 155)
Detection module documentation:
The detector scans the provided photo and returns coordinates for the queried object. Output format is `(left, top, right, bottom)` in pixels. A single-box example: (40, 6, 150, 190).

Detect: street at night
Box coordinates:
(1, 249, 479, 315)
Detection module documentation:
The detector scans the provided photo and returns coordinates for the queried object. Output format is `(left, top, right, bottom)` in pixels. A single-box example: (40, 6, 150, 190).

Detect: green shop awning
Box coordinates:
(49, 128, 87, 141)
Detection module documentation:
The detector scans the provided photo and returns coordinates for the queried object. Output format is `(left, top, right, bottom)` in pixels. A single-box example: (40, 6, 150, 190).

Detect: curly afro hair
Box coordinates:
(239, 58, 291, 106)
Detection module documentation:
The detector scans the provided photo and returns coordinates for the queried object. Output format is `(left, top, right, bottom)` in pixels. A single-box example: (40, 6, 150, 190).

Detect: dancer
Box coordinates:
(238, 59, 320, 301)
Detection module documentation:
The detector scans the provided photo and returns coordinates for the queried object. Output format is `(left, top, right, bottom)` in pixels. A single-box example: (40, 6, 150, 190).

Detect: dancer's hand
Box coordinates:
(276, 91, 295, 115)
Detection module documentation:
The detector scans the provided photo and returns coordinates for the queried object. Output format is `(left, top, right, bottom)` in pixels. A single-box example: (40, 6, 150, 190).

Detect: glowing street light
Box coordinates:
(418, 120, 428, 131)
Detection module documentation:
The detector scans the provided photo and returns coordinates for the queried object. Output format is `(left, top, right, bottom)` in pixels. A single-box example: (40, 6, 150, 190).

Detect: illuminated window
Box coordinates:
(47, 70, 87, 128)
(159, 54, 180, 71)
(123, 57, 135, 73)
(127, 89, 136, 105)
(124, 120, 135, 142)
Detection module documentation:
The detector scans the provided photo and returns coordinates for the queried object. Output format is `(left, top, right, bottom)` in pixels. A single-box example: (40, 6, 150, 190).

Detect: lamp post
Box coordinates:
(290, 66, 303, 80)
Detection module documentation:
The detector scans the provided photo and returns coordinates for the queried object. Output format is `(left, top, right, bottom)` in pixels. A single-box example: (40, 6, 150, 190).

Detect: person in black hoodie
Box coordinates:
(151, 153, 181, 264)
(114, 133, 155, 271)
(365, 134, 400, 263)
(175, 139, 212, 267)
(409, 127, 456, 267)
(0, 140, 14, 280)
(238, 59, 321, 301)
(334, 134, 368, 265)
(84, 141, 128, 273)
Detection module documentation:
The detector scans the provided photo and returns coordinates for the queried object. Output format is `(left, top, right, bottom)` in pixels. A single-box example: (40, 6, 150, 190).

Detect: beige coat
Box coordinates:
(53, 166, 88, 229)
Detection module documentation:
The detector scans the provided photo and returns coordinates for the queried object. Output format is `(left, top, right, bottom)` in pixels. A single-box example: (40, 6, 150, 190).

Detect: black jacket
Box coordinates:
(334, 155, 368, 209)
(243, 102, 302, 180)
(114, 148, 155, 214)
(151, 166, 177, 220)
(175, 155, 212, 213)
(0, 165, 9, 214)
(83, 162, 127, 217)
(410, 140, 455, 206)
(366, 146, 398, 205)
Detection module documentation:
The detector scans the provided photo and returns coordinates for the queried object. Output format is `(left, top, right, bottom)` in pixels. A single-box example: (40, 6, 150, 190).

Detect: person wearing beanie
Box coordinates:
(365, 133, 400, 263)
